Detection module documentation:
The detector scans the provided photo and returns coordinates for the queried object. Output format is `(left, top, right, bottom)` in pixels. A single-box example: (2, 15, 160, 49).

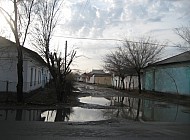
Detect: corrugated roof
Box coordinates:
(155, 51, 190, 65)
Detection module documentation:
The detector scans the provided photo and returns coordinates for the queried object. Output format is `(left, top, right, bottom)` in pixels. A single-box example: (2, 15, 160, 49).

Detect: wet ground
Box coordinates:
(0, 82, 190, 139)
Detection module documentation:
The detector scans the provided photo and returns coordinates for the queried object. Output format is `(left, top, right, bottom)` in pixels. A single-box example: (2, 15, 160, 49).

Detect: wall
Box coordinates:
(0, 44, 50, 93)
(26, 59, 41, 92)
(112, 76, 138, 89)
(144, 64, 190, 96)
(94, 76, 112, 85)
(0, 47, 18, 92)
(88, 75, 95, 84)
(144, 70, 154, 91)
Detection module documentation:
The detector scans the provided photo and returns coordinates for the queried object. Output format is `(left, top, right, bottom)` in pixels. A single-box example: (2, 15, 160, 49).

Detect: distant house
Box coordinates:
(85, 70, 112, 85)
(0, 36, 50, 93)
(73, 73, 80, 82)
(143, 51, 190, 96)
(78, 73, 89, 82)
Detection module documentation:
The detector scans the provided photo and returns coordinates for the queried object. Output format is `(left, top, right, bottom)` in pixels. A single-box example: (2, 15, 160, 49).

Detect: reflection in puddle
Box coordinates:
(142, 100, 190, 122)
(41, 107, 110, 122)
(41, 110, 56, 122)
(84, 85, 96, 90)
(0, 96, 190, 123)
(77, 84, 96, 91)
(0, 109, 42, 121)
(79, 96, 110, 106)
(69, 107, 109, 122)
(0, 107, 110, 122)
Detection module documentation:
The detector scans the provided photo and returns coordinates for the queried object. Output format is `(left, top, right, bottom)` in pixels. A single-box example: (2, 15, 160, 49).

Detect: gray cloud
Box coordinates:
(59, 0, 190, 71)
(147, 16, 162, 22)
(59, 0, 190, 38)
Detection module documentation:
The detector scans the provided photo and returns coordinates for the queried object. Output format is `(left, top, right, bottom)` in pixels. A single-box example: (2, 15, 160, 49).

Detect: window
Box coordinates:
(47, 70, 48, 80)
(34, 68, 36, 85)
(30, 68, 33, 86)
(38, 70, 41, 84)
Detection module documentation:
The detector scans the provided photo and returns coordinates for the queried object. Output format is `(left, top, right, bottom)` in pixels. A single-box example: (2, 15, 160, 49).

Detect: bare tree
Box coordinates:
(0, 0, 35, 102)
(122, 37, 165, 94)
(103, 50, 125, 88)
(48, 41, 76, 102)
(174, 24, 190, 48)
(103, 49, 135, 89)
(32, 0, 76, 102)
(174, 24, 190, 58)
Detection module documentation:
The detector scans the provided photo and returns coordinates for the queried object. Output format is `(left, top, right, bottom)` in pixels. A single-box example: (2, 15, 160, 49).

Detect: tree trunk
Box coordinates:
(118, 76, 120, 89)
(14, 0, 23, 102)
(128, 75, 132, 91)
(135, 99, 141, 121)
(137, 71, 141, 94)
(16, 109, 23, 121)
(55, 78, 62, 103)
(16, 46, 24, 102)
(121, 77, 125, 90)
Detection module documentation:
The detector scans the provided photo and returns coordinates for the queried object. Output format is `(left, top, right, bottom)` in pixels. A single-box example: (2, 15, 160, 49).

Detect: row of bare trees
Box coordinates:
(0, 0, 76, 103)
(104, 37, 165, 94)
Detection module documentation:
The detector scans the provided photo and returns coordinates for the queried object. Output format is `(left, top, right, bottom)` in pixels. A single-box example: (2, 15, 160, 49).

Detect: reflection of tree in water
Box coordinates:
(103, 97, 142, 121)
(141, 100, 180, 122)
(135, 99, 141, 121)
(4, 110, 8, 120)
(55, 108, 73, 122)
(15, 109, 23, 121)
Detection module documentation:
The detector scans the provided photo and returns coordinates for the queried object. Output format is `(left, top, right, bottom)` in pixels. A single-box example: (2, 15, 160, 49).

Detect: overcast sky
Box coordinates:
(1, 0, 190, 73)
(54, 0, 189, 73)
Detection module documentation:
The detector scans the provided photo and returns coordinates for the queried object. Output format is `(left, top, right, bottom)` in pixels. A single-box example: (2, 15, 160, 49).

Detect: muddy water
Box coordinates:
(40, 107, 110, 122)
(79, 96, 111, 106)
(0, 96, 190, 122)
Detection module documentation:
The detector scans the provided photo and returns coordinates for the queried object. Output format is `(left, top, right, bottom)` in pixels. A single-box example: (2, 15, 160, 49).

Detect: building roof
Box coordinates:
(155, 51, 190, 65)
(90, 69, 105, 74)
(145, 51, 190, 69)
(0, 36, 47, 66)
(89, 69, 111, 77)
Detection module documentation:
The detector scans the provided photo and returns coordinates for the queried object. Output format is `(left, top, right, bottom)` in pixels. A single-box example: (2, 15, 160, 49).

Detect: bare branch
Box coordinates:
(21, 0, 35, 46)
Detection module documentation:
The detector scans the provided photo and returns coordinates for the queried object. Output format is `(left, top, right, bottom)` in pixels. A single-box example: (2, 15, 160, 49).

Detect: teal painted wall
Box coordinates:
(144, 65, 190, 96)
(144, 71, 153, 91)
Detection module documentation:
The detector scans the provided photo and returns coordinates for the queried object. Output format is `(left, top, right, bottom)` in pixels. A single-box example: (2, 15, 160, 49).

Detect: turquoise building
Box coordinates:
(143, 51, 190, 96)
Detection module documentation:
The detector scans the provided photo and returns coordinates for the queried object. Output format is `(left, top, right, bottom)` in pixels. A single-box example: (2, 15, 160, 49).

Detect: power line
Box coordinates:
(53, 35, 184, 48)
(53, 35, 122, 41)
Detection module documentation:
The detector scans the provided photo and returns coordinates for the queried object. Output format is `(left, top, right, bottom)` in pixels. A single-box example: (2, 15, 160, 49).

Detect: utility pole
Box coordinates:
(65, 41, 67, 74)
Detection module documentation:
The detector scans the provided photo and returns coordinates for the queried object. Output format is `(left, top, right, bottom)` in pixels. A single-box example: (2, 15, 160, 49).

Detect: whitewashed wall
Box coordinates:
(112, 76, 138, 89)
(0, 44, 50, 93)
(0, 48, 17, 92)
(87, 75, 95, 84)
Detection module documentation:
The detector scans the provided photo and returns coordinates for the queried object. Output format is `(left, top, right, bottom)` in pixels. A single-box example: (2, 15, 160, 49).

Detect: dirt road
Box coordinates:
(0, 119, 189, 140)
(0, 83, 190, 140)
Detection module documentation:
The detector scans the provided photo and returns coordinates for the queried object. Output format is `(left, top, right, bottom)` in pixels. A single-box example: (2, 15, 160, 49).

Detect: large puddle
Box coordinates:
(79, 96, 111, 106)
(0, 96, 190, 123)
(41, 107, 110, 122)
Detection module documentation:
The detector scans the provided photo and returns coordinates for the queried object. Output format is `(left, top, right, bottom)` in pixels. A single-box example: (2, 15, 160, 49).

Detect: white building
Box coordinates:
(0, 36, 50, 93)
(112, 75, 138, 90)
